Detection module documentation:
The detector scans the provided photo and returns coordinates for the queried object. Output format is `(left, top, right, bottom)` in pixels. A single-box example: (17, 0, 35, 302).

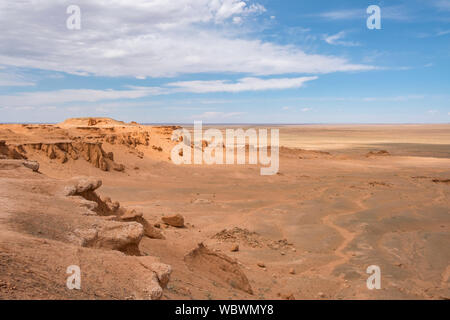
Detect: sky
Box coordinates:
(0, 0, 449, 124)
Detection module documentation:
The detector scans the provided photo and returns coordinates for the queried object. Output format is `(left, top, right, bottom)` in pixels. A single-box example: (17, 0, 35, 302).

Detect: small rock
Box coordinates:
(279, 293, 296, 300)
(230, 244, 239, 252)
(162, 214, 185, 228)
(289, 268, 296, 275)
(318, 292, 325, 298)
(22, 160, 40, 172)
(257, 262, 266, 268)
(137, 217, 165, 239)
(120, 209, 143, 221)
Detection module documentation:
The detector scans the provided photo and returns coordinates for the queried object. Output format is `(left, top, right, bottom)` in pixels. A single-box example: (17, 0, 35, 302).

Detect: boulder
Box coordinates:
(71, 221, 144, 255)
(162, 214, 184, 228)
(184, 243, 253, 294)
(64, 177, 102, 196)
(139, 256, 172, 288)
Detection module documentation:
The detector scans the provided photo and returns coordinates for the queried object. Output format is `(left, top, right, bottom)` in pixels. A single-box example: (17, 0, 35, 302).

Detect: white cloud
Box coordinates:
(232, 16, 243, 24)
(0, 1, 373, 78)
(324, 31, 359, 47)
(0, 87, 162, 108)
(0, 80, 35, 87)
(319, 8, 362, 20)
(213, 0, 265, 22)
(319, 6, 411, 21)
(0, 76, 318, 109)
(0, 72, 35, 86)
(168, 76, 318, 93)
(301, 108, 312, 112)
(428, 110, 438, 114)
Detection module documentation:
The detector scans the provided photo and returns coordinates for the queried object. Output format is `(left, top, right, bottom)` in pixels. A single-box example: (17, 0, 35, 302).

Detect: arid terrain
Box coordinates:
(0, 118, 449, 300)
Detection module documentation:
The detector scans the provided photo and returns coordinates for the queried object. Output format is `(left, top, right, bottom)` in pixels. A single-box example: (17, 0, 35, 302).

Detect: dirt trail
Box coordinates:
(317, 193, 371, 276)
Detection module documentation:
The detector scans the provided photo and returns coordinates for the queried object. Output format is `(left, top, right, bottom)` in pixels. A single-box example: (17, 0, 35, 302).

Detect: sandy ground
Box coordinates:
(0, 119, 449, 300)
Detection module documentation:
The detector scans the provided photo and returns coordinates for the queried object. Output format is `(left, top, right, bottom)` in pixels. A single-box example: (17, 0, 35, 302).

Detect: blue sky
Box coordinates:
(0, 0, 449, 123)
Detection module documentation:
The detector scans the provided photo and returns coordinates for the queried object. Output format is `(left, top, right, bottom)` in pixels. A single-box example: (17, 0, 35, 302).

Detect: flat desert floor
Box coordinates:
(0, 119, 449, 300)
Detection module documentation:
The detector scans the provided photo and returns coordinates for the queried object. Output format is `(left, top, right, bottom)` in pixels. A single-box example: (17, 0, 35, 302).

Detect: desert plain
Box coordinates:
(0, 118, 449, 300)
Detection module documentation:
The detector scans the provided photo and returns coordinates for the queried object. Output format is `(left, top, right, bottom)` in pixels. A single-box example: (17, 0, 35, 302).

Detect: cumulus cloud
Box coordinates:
(212, 0, 266, 21)
(0, 0, 373, 78)
(168, 76, 318, 93)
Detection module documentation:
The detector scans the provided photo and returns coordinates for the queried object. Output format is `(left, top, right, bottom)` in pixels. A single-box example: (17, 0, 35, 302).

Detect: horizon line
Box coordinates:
(1, 122, 450, 126)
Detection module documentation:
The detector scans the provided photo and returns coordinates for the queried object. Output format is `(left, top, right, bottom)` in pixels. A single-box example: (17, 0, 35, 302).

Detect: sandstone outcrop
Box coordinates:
(0, 159, 39, 172)
(70, 222, 144, 255)
(104, 131, 150, 148)
(15, 141, 125, 172)
(0, 140, 26, 160)
(139, 256, 172, 289)
(64, 177, 165, 240)
(136, 216, 165, 239)
(0, 164, 172, 299)
(184, 243, 253, 294)
(59, 117, 126, 127)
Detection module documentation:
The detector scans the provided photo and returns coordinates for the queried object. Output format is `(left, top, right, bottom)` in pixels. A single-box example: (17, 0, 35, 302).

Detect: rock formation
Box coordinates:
(15, 141, 125, 172)
(0, 140, 25, 160)
(64, 176, 165, 241)
(184, 243, 253, 294)
(0, 164, 171, 299)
